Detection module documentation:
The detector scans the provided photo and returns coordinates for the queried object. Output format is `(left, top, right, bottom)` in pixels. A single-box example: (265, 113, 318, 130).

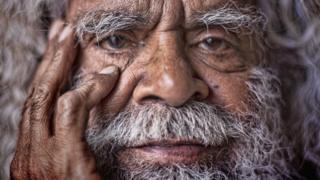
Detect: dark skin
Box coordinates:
(11, 0, 260, 178)
(10, 21, 114, 179)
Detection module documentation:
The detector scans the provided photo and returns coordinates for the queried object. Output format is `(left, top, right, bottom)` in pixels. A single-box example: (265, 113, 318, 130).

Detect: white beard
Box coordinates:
(85, 68, 296, 180)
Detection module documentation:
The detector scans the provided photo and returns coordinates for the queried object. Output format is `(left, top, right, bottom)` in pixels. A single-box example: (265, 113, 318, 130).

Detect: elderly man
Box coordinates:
(0, 0, 320, 179)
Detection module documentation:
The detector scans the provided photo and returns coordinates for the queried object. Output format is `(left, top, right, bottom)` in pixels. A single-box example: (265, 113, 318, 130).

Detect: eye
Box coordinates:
(199, 37, 231, 52)
(98, 35, 127, 50)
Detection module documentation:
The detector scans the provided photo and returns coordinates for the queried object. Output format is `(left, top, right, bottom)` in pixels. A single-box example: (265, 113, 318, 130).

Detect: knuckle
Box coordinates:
(56, 92, 85, 128)
(83, 75, 106, 89)
(31, 85, 51, 108)
(57, 92, 82, 112)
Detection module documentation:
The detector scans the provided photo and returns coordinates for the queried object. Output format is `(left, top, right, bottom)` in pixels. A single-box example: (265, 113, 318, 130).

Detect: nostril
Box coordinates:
(139, 95, 165, 104)
(193, 92, 205, 100)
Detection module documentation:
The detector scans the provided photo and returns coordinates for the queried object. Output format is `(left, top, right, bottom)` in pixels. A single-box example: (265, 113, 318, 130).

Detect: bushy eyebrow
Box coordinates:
(189, 4, 267, 34)
(75, 9, 148, 41)
(75, 4, 267, 42)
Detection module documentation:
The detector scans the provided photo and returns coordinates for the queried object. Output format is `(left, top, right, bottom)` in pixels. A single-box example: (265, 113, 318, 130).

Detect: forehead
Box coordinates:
(68, 0, 256, 22)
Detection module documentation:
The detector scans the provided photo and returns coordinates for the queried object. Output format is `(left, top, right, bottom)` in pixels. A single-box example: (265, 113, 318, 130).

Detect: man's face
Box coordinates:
(66, 0, 291, 179)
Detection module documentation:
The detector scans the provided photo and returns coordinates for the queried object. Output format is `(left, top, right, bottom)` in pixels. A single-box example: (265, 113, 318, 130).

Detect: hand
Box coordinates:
(10, 20, 119, 180)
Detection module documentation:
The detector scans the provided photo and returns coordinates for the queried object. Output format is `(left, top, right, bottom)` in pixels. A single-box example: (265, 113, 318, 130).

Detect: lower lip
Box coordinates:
(141, 145, 204, 156)
(124, 145, 207, 164)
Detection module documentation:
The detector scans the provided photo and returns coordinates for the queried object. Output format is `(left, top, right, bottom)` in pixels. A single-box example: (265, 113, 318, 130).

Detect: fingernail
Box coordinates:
(99, 66, 118, 75)
(58, 24, 73, 42)
(48, 20, 64, 40)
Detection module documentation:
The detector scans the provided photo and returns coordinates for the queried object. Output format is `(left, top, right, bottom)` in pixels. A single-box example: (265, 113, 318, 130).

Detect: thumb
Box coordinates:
(54, 65, 119, 136)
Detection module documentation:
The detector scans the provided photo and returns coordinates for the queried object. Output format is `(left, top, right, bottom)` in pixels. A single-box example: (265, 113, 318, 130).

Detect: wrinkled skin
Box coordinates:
(10, 21, 119, 179)
(74, 0, 257, 116)
(11, 0, 262, 179)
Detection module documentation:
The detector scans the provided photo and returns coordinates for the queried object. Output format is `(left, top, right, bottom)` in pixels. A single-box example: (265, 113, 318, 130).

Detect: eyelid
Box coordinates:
(92, 31, 139, 56)
(187, 28, 240, 47)
(95, 30, 136, 44)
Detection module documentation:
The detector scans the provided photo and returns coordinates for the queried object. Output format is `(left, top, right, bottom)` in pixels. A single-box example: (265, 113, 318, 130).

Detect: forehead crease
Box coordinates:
(74, 0, 149, 11)
(71, 0, 162, 21)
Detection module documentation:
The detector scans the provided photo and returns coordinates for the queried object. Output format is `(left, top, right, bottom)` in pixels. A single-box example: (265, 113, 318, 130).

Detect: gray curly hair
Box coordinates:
(0, 0, 319, 179)
(261, 0, 320, 176)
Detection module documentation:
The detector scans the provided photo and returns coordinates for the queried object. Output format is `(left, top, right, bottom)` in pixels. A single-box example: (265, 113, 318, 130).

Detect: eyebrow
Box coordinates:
(75, 4, 266, 41)
(189, 4, 267, 34)
(75, 9, 148, 41)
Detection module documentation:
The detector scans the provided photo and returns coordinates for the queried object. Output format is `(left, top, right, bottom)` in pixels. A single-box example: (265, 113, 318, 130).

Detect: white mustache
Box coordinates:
(86, 101, 250, 150)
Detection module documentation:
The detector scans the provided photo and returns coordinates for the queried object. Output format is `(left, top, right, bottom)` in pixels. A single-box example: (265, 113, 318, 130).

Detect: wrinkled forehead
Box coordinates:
(68, 0, 257, 24)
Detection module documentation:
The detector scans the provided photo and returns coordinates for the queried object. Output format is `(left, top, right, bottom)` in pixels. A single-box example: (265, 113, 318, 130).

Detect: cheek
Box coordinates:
(87, 64, 142, 127)
(215, 73, 250, 114)
(193, 64, 250, 114)
(78, 47, 141, 126)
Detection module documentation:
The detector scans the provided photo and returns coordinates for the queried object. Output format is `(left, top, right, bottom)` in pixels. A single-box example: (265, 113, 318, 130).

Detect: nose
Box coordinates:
(132, 32, 209, 107)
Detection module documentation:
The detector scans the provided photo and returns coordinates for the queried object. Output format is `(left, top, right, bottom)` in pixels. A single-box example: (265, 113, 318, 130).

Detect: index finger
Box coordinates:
(29, 23, 78, 140)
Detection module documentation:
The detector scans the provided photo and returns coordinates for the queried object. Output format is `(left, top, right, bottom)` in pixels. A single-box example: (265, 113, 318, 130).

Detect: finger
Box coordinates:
(30, 20, 65, 86)
(37, 23, 77, 90)
(54, 66, 119, 138)
(10, 89, 35, 179)
(30, 23, 78, 140)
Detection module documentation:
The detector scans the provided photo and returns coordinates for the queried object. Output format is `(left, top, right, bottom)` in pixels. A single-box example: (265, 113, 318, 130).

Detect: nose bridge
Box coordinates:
(155, 32, 193, 95)
(153, 32, 193, 101)
(133, 31, 208, 107)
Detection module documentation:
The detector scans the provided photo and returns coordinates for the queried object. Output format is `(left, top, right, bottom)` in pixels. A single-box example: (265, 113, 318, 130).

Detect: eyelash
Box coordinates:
(95, 34, 134, 53)
(93, 31, 236, 57)
(189, 37, 234, 55)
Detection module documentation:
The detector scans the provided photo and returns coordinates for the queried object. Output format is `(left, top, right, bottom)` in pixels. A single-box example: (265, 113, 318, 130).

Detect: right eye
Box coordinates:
(199, 37, 231, 53)
(97, 34, 130, 51)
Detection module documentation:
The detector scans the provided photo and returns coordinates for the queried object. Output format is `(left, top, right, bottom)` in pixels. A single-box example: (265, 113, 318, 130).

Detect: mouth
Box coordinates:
(119, 139, 210, 165)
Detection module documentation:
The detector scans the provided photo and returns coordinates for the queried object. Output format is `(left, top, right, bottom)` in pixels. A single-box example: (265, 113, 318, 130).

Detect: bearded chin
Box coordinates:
(85, 68, 295, 180)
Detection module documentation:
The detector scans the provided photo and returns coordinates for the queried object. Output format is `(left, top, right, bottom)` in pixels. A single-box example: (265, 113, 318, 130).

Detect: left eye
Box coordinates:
(199, 37, 231, 52)
(98, 35, 127, 50)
